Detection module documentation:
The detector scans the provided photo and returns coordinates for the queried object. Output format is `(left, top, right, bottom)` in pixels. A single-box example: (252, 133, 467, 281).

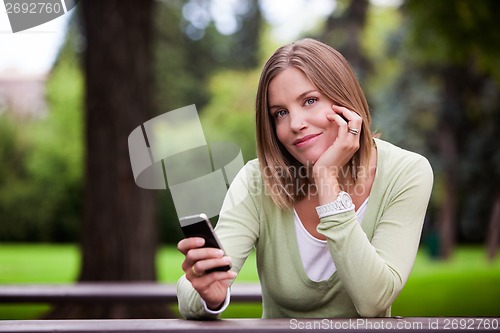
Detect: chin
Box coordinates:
(295, 151, 325, 166)
(294, 155, 319, 166)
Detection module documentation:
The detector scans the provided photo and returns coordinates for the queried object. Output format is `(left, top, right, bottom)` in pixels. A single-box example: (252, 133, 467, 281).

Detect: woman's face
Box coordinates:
(268, 67, 338, 165)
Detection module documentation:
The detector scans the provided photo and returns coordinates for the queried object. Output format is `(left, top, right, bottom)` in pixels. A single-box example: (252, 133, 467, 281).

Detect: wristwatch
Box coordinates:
(315, 191, 354, 218)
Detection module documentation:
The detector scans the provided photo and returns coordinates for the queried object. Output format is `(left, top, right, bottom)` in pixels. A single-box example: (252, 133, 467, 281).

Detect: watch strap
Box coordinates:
(315, 191, 354, 218)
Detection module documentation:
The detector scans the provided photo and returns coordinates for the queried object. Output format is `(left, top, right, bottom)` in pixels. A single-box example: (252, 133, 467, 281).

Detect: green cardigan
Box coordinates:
(177, 139, 433, 319)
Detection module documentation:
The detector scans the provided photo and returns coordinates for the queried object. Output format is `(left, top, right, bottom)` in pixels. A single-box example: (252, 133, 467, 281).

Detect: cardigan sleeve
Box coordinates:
(317, 153, 433, 317)
(177, 160, 261, 319)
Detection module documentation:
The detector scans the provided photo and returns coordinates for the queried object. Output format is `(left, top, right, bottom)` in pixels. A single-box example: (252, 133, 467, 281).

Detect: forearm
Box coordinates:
(317, 151, 433, 317)
(313, 167, 342, 205)
(318, 212, 409, 317)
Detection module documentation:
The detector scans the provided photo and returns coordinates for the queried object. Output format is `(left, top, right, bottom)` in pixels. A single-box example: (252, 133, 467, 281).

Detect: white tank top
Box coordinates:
(293, 198, 369, 282)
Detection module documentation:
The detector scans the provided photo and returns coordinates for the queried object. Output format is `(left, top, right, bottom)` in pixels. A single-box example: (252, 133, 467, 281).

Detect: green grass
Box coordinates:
(0, 244, 499, 319)
(0, 244, 80, 284)
(392, 246, 500, 316)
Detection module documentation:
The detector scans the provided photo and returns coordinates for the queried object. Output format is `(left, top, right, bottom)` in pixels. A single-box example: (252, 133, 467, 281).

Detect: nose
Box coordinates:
(289, 110, 307, 133)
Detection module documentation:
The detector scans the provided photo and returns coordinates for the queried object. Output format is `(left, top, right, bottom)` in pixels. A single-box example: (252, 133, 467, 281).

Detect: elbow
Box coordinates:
(356, 269, 404, 317)
(354, 289, 396, 317)
(356, 303, 389, 318)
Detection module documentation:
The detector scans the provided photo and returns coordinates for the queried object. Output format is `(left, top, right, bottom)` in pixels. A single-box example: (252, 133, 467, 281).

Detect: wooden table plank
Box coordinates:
(0, 283, 262, 303)
(0, 318, 498, 333)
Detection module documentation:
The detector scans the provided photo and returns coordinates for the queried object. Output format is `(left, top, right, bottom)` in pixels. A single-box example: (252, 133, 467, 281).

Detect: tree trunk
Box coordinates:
(436, 125, 457, 260)
(487, 191, 500, 261)
(45, 0, 172, 318)
(80, 0, 157, 283)
(319, 0, 372, 82)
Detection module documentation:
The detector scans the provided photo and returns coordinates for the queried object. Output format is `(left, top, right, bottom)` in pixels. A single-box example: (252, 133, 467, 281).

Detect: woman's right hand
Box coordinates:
(177, 237, 237, 310)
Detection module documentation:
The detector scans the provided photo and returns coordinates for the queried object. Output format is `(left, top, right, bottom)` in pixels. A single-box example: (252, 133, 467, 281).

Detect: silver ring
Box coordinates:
(348, 128, 360, 135)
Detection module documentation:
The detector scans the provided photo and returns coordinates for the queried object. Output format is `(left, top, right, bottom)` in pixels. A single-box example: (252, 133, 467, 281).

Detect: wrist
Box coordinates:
(205, 293, 226, 310)
(201, 288, 231, 314)
(313, 169, 341, 205)
(312, 164, 339, 180)
(316, 191, 354, 218)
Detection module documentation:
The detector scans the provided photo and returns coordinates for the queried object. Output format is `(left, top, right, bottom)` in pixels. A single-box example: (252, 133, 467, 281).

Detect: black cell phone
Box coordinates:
(179, 213, 231, 273)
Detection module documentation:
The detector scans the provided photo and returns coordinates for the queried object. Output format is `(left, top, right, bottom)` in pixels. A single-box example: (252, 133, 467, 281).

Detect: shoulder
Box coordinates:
(374, 138, 433, 188)
(237, 158, 262, 182)
(227, 158, 263, 194)
(375, 138, 432, 173)
(245, 158, 261, 173)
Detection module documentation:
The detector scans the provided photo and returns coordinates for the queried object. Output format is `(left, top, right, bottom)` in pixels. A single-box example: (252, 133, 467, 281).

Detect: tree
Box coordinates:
(43, 0, 267, 318)
(153, 0, 263, 113)
(317, 0, 372, 84)
(46, 0, 170, 318)
(153, 0, 263, 243)
(396, 0, 500, 258)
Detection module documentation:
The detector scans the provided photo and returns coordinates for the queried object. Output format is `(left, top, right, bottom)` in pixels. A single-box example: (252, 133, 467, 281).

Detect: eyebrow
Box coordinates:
(268, 89, 319, 111)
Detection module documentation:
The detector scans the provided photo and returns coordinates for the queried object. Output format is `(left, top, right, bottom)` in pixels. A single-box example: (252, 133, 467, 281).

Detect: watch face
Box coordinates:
(340, 192, 353, 208)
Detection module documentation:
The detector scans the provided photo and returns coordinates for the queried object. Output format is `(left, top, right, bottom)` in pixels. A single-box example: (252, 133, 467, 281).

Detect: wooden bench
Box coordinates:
(0, 282, 262, 304)
(2, 285, 497, 332)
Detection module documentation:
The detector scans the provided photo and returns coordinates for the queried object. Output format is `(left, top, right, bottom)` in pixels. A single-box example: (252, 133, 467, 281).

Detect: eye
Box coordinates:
(304, 98, 317, 106)
(274, 109, 288, 119)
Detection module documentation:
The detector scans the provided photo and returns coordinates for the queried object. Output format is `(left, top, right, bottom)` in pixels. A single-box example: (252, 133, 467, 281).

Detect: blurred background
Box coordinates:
(0, 0, 499, 319)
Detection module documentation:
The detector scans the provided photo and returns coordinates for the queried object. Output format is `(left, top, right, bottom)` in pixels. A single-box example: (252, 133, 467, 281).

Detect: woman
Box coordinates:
(177, 38, 433, 318)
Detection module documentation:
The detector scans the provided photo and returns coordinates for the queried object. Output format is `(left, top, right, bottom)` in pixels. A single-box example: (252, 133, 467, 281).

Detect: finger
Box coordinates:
(194, 256, 232, 275)
(326, 112, 345, 123)
(192, 270, 238, 289)
(190, 264, 204, 277)
(185, 247, 225, 267)
(177, 237, 205, 255)
(332, 105, 362, 127)
(330, 114, 350, 139)
(332, 105, 362, 136)
(331, 104, 361, 119)
(330, 113, 360, 160)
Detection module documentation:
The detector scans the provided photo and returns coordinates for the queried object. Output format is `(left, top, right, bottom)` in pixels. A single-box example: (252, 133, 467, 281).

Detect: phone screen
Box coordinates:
(179, 214, 231, 273)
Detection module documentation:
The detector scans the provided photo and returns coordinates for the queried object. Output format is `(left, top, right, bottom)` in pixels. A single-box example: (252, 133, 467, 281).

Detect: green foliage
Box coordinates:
(0, 115, 36, 240)
(200, 69, 260, 162)
(0, 35, 84, 242)
(2, 0, 498, 247)
(403, 0, 500, 79)
(153, 0, 212, 112)
(153, 0, 262, 113)
(392, 0, 500, 242)
(152, 1, 263, 245)
(156, 68, 261, 245)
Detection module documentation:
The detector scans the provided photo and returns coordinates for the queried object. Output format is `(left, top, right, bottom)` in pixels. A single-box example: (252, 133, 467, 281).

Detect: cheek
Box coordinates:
(275, 123, 287, 144)
(322, 122, 340, 145)
(329, 125, 340, 140)
(328, 122, 340, 135)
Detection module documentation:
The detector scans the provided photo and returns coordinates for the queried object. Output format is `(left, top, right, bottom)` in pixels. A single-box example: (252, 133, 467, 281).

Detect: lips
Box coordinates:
(293, 133, 321, 147)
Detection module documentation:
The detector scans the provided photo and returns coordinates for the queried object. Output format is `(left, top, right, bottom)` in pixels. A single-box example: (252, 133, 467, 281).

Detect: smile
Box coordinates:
(293, 133, 321, 147)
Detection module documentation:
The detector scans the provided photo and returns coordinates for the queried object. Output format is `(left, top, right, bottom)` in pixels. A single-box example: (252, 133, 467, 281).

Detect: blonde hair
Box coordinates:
(256, 38, 373, 209)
